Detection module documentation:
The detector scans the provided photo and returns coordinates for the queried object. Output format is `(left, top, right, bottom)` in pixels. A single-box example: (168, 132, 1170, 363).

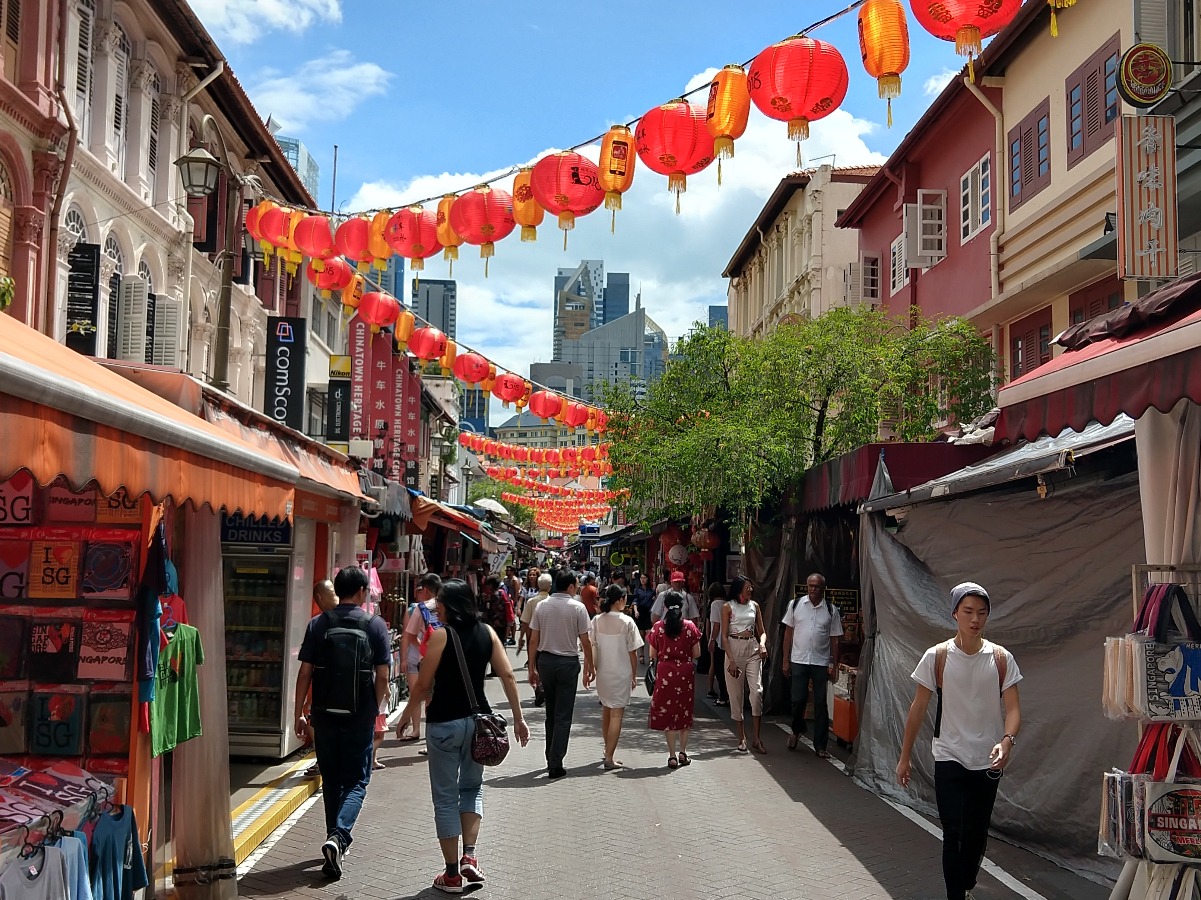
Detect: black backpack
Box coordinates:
(311, 609, 376, 718)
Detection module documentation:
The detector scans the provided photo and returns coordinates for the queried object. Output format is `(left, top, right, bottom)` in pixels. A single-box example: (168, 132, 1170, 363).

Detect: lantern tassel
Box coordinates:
(968, 54, 975, 83)
(412, 257, 424, 272)
(714, 136, 735, 160)
(604, 190, 623, 212)
(1050, 6, 1058, 36)
(718, 156, 722, 187)
(521, 225, 537, 242)
(610, 209, 616, 234)
(887, 98, 893, 129)
(787, 118, 811, 142)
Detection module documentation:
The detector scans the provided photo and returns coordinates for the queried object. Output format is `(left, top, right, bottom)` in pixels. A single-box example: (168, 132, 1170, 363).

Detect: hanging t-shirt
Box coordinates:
(89, 806, 148, 900)
(27, 620, 81, 683)
(87, 694, 132, 757)
(0, 845, 70, 900)
(149, 623, 204, 757)
(28, 690, 86, 757)
(46, 834, 92, 900)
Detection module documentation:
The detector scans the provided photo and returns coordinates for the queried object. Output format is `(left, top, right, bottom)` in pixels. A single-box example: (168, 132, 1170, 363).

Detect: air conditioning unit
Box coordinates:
(117, 277, 148, 362)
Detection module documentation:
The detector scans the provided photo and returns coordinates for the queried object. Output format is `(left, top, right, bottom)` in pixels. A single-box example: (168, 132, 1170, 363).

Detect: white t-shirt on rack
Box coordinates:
(911, 639, 1022, 770)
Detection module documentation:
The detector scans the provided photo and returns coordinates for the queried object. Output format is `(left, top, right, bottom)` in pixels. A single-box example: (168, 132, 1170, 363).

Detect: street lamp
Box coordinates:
(175, 115, 244, 392)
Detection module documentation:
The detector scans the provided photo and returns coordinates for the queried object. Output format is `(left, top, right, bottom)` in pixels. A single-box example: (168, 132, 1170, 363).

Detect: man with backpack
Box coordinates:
(896, 582, 1022, 900)
(293, 566, 391, 880)
(782, 573, 843, 757)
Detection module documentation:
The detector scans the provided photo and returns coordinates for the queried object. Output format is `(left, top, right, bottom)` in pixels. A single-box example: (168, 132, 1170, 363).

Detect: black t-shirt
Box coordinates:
(298, 604, 391, 728)
(426, 621, 493, 724)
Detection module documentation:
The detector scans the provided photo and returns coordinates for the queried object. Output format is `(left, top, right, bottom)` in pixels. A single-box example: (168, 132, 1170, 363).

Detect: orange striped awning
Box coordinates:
(0, 315, 296, 519)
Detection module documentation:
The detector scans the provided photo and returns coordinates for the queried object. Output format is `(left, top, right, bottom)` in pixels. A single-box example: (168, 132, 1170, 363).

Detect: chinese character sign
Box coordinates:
(370, 332, 393, 474)
(1117, 115, 1179, 280)
(391, 357, 408, 481)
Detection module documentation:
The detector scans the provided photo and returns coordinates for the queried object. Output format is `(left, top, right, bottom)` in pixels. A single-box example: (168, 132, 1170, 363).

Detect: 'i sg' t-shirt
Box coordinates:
(149, 624, 204, 757)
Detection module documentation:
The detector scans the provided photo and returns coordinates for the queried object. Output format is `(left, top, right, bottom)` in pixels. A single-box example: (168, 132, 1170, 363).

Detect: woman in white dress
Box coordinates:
(589, 584, 645, 769)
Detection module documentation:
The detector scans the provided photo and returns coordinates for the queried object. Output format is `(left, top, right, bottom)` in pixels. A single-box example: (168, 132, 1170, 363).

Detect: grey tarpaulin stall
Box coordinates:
(853, 422, 1143, 879)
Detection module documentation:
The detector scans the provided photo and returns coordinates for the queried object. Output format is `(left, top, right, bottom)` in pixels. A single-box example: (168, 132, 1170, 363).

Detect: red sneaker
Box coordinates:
(433, 872, 464, 894)
(459, 855, 486, 884)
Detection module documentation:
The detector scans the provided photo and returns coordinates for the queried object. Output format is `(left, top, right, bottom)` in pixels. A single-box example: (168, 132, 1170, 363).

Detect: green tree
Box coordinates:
(467, 478, 536, 532)
(601, 306, 995, 524)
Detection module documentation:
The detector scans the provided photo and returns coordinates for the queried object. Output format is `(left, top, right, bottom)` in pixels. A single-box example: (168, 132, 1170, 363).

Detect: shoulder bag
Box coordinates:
(446, 626, 510, 767)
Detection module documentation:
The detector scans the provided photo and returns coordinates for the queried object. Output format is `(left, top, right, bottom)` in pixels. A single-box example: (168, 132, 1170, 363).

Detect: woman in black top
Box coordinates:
(630, 572, 657, 663)
(406, 580, 530, 894)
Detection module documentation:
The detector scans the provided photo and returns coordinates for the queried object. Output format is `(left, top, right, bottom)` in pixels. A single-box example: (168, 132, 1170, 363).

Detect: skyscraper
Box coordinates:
(552, 262, 598, 360)
(412, 279, 458, 339)
(603, 273, 630, 324)
(376, 256, 405, 298)
(275, 135, 320, 200)
(460, 387, 489, 434)
(709, 305, 729, 329)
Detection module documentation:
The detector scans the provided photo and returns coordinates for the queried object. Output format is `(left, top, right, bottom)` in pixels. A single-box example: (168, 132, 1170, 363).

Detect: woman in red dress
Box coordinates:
(647, 591, 702, 768)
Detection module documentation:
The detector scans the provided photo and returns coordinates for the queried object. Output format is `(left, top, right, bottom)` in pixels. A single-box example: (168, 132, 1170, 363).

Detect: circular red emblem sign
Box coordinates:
(1118, 43, 1173, 108)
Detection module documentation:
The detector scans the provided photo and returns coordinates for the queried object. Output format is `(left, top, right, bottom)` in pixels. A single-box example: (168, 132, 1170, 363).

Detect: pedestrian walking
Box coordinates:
(589, 584, 644, 769)
(782, 573, 843, 757)
(896, 582, 1022, 900)
(721, 575, 768, 754)
(651, 571, 701, 627)
(527, 569, 595, 778)
(404, 580, 530, 894)
(300, 580, 340, 777)
(630, 572, 657, 663)
(292, 566, 392, 880)
(504, 567, 522, 644)
(396, 573, 441, 744)
(706, 582, 730, 705)
(516, 572, 551, 659)
(647, 591, 702, 768)
(579, 573, 600, 617)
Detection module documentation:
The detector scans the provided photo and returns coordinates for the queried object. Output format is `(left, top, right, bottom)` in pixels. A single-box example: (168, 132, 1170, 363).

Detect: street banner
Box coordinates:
(403, 365, 422, 491)
(370, 333, 393, 475)
(1117, 115, 1179, 280)
(348, 317, 372, 439)
(391, 356, 408, 481)
(264, 316, 307, 431)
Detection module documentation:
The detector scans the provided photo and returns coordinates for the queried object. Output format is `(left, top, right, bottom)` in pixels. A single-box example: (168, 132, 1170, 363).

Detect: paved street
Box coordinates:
(239, 654, 1109, 900)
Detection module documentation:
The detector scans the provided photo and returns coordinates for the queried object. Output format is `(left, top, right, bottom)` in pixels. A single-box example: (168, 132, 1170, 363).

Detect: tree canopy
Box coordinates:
(600, 305, 996, 524)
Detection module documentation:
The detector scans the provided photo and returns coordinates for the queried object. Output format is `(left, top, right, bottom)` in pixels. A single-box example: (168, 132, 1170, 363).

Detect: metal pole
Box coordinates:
(330, 144, 338, 212)
(203, 115, 239, 393)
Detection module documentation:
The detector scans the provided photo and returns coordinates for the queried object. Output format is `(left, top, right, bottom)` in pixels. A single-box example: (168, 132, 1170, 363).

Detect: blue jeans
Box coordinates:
(427, 717, 484, 839)
(314, 718, 375, 849)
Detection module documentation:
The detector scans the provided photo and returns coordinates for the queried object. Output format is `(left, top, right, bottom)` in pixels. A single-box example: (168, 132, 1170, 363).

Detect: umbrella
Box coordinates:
(473, 498, 510, 517)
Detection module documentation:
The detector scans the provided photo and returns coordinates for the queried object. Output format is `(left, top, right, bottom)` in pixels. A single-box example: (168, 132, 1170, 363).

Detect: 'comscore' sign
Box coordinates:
(264, 316, 307, 432)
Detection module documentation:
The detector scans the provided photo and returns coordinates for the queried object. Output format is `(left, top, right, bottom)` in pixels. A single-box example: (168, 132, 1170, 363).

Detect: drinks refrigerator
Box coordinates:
(222, 517, 315, 758)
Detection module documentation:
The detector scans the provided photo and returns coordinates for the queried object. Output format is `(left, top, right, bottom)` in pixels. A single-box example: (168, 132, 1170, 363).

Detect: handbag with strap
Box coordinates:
(644, 660, 657, 695)
(446, 626, 510, 767)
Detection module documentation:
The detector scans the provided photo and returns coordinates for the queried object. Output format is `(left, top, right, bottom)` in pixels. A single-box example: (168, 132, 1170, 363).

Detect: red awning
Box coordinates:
(997, 304, 1201, 443)
(800, 442, 994, 512)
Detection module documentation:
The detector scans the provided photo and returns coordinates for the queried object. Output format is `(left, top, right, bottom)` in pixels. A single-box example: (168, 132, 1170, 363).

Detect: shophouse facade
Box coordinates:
(837, 0, 1133, 385)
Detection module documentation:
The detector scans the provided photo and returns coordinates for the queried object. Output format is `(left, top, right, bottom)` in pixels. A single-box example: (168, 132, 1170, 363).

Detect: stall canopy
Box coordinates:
(998, 270, 1201, 443)
(800, 442, 993, 512)
(408, 493, 500, 554)
(0, 314, 295, 518)
(860, 415, 1136, 512)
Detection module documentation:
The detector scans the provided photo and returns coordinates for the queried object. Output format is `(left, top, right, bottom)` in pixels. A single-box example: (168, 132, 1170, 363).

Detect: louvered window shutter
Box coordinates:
(74, 3, 93, 128)
(151, 296, 181, 368)
(117, 277, 148, 362)
(0, 199, 12, 278)
(147, 94, 160, 180)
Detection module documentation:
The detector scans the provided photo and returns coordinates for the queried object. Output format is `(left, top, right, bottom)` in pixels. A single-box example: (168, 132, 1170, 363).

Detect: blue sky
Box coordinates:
(191, 0, 967, 383)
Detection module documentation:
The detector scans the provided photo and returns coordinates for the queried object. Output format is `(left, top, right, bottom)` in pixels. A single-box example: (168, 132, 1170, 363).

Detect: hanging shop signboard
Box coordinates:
(220, 512, 292, 547)
(391, 356, 408, 481)
(370, 332, 393, 476)
(348, 317, 372, 440)
(1117, 115, 1179, 280)
(264, 316, 307, 432)
(1117, 43, 1173, 109)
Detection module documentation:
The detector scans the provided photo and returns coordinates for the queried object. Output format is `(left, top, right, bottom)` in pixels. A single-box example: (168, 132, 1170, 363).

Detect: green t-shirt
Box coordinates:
(150, 623, 205, 757)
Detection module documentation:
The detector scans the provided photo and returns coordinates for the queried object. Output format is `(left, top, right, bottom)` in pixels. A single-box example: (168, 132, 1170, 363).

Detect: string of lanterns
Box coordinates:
(458, 434, 611, 463)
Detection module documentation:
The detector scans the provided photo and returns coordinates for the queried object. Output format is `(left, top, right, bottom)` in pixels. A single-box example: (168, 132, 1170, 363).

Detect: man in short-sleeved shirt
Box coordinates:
(651, 572, 700, 626)
(294, 567, 390, 879)
(782, 573, 844, 755)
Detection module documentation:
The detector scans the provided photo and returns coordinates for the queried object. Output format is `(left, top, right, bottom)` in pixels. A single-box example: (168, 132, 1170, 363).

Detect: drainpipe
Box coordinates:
(176, 61, 223, 373)
(963, 76, 1005, 300)
(44, 0, 78, 336)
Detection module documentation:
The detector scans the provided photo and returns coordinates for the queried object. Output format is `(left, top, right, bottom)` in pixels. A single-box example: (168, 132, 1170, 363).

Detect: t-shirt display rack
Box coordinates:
(1100, 564, 1201, 899)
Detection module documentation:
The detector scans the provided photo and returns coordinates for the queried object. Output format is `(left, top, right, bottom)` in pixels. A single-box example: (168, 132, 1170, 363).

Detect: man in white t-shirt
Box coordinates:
(651, 571, 701, 627)
(896, 582, 1022, 900)
(781, 573, 843, 756)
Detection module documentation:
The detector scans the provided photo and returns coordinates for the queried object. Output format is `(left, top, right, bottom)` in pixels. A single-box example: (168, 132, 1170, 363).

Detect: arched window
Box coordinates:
(146, 68, 161, 196)
(0, 158, 12, 278)
(64, 207, 87, 244)
(111, 23, 130, 170)
(138, 257, 152, 292)
(73, 0, 94, 137)
(103, 234, 122, 358)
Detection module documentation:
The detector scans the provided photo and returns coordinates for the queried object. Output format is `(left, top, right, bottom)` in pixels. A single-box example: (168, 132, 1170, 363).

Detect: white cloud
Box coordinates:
(344, 72, 887, 420)
(189, 0, 341, 44)
(923, 68, 958, 97)
(246, 51, 391, 133)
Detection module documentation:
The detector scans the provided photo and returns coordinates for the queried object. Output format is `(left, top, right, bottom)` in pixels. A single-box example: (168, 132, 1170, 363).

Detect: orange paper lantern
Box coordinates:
(395, 308, 415, 348)
(512, 167, 545, 243)
(436, 194, 464, 274)
(598, 125, 637, 231)
(706, 65, 751, 183)
(859, 0, 910, 127)
(368, 210, 393, 271)
(748, 37, 849, 163)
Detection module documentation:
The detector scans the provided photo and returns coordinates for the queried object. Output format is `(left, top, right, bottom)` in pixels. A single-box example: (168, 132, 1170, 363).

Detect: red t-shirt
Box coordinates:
(580, 585, 599, 617)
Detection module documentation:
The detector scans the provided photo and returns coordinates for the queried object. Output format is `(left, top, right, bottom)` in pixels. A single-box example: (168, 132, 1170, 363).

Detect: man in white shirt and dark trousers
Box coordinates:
(896, 582, 1022, 900)
(528, 569, 595, 779)
(782, 573, 843, 757)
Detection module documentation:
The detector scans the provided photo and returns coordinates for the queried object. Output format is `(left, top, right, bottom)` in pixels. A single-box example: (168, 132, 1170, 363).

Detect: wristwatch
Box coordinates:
(1002, 733, 1017, 745)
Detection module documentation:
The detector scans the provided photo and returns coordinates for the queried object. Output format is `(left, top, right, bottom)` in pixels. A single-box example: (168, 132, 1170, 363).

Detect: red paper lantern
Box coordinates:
(448, 186, 516, 275)
(385, 206, 443, 272)
(245, 200, 277, 256)
(293, 215, 337, 269)
(530, 152, 605, 249)
(458, 433, 471, 447)
(452, 351, 490, 385)
(634, 100, 714, 213)
(409, 326, 448, 361)
(909, 0, 1023, 73)
(358, 292, 400, 332)
(528, 390, 562, 422)
(581, 445, 598, 462)
(563, 402, 590, 428)
(492, 372, 527, 407)
(305, 257, 353, 299)
(335, 217, 374, 272)
(748, 36, 849, 163)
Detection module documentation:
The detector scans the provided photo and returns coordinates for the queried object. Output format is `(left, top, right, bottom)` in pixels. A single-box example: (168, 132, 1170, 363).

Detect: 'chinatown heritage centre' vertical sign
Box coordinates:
(391, 356, 408, 481)
(264, 316, 307, 431)
(1117, 114, 1179, 280)
(348, 316, 372, 440)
